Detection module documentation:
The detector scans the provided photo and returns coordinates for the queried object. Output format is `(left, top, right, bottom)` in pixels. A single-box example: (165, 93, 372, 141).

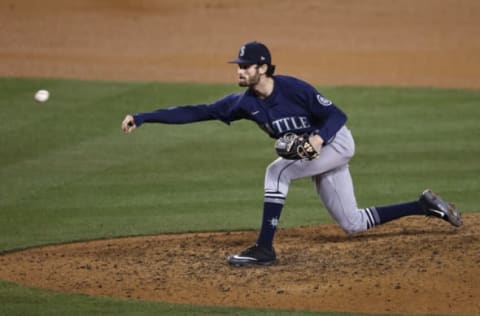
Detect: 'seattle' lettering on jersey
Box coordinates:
(134, 75, 347, 143)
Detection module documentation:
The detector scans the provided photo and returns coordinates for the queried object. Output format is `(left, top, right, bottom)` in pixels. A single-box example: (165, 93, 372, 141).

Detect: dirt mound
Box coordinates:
(1, 215, 479, 315)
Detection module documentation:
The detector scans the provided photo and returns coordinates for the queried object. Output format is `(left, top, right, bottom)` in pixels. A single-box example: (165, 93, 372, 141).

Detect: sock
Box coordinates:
(368, 201, 424, 226)
(256, 202, 283, 249)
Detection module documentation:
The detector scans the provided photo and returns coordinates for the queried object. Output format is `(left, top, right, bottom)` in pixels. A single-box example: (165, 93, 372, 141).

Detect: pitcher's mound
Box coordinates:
(1, 215, 479, 315)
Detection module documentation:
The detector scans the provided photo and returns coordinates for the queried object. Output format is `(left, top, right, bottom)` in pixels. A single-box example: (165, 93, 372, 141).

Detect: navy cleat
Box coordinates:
(227, 244, 276, 266)
(419, 189, 462, 227)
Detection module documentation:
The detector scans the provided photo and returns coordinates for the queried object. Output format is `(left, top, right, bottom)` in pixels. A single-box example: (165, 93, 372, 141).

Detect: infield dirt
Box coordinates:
(0, 0, 479, 315)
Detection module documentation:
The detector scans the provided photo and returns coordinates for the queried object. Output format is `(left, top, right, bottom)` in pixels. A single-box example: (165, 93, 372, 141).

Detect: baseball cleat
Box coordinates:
(227, 244, 276, 266)
(419, 189, 463, 227)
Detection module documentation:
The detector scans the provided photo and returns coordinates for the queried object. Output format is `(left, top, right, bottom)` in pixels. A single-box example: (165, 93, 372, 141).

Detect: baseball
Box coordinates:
(34, 89, 50, 103)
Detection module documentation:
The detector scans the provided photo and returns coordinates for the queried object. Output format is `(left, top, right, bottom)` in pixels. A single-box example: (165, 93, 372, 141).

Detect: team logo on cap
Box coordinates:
(317, 94, 332, 106)
(240, 46, 246, 56)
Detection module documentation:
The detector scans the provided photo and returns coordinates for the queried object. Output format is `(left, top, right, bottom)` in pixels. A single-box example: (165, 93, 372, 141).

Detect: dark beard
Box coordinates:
(238, 72, 260, 88)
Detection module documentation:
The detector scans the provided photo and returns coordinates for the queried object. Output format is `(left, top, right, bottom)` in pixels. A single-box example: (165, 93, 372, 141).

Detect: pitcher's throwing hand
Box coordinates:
(121, 114, 136, 134)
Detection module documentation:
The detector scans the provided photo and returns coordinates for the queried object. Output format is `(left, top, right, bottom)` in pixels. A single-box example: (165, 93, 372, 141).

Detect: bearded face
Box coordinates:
(236, 64, 262, 87)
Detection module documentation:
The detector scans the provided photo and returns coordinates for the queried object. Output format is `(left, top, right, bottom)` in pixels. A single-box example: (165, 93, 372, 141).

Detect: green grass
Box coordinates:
(0, 77, 478, 316)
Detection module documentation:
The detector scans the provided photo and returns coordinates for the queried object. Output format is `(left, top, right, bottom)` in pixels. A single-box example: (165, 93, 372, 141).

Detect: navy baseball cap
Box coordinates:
(228, 41, 272, 65)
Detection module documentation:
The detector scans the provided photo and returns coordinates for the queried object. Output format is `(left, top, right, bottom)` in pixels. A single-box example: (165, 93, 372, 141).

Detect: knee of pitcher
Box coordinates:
(339, 223, 368, 235)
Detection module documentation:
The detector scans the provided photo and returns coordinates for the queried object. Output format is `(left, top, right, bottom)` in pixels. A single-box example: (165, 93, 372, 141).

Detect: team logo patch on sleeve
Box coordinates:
(317, 94, 333, 106)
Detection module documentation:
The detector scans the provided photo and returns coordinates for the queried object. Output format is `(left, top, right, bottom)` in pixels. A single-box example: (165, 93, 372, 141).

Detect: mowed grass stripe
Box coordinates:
(0, 78, 478, 252)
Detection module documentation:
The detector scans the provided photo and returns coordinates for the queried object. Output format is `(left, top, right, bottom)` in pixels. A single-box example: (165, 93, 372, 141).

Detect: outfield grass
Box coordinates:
(0, 77, 478, 316)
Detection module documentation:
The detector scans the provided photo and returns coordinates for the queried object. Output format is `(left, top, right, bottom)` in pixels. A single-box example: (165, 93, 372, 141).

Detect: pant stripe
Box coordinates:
(272, 160, 298, 193)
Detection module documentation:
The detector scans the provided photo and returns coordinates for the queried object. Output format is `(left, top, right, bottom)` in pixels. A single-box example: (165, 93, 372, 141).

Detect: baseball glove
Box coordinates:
(274, 133, 319, 160)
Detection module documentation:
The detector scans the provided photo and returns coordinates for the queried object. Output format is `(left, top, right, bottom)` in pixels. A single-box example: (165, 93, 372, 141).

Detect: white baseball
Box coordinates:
(34, 90, 50, 103)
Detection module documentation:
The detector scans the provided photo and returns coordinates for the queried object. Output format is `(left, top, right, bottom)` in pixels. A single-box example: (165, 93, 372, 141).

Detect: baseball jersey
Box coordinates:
(133, 75, 347, 143)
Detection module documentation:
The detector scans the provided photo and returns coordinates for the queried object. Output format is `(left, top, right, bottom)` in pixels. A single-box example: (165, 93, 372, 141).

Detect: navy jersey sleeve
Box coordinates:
(133, 93, 246, 127)
(303, 86, 347, 144)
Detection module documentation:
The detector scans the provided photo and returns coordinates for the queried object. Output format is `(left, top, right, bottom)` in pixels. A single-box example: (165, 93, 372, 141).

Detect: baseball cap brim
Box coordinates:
(228, 57, 257, 64)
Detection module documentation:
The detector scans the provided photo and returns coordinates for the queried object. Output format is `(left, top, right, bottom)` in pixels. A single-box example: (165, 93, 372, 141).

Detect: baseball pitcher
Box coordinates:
(122, 41, 462, 266)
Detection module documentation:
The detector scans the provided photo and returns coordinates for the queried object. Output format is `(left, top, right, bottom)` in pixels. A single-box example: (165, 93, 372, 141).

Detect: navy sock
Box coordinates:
(373, 201, 424, 224)
(256, 202, 283, 249)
